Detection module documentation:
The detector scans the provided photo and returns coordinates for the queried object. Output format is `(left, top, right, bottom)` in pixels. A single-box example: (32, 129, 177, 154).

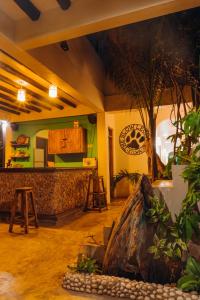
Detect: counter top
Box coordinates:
(0, 167, 96, 173)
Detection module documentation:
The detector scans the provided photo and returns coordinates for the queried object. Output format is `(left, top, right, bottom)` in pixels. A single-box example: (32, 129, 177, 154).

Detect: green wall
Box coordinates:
(12, 115, 97, 168)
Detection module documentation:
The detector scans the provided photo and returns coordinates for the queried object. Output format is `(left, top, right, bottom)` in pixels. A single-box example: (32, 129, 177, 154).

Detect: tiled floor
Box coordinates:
(0, 201, 124, 300)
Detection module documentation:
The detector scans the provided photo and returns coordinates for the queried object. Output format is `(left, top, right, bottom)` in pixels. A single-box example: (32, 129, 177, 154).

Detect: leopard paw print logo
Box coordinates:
(119, 124, 146, 155)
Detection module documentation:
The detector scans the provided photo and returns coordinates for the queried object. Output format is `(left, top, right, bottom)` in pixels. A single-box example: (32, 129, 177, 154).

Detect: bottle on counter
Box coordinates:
(73, 120, 79, 128)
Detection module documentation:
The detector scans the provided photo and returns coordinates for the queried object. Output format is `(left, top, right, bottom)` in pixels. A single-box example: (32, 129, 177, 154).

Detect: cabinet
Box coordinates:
(48, 128, 87, 154)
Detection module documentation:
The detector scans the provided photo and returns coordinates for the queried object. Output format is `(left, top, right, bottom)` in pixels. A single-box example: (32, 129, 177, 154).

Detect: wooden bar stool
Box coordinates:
(9, 187, 39, 234)
(84, 175, 108, 212)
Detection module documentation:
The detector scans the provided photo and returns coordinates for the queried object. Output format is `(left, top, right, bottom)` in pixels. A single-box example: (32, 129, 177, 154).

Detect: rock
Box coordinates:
(169, 292, 176, 297)
(97, 290, 103, 295)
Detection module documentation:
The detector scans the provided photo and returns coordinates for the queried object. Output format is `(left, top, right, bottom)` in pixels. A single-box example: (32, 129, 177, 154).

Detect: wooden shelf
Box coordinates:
(11, 143, 30, 148)
(11, 156, 30, 160)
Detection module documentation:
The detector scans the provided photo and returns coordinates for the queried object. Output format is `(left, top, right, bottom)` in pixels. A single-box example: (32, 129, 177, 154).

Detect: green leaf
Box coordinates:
(177, 274, 197, 288)
(148, 246, 157, 254)
(186, 257, 200, 277)
(185, 218, 193, 241)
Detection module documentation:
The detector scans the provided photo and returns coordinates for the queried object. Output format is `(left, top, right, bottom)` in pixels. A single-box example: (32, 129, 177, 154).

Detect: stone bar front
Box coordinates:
(0, 168, 94, 225)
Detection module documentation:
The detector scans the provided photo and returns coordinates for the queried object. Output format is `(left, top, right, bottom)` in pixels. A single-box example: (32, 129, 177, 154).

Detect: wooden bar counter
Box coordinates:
(0, 167, 94, 225)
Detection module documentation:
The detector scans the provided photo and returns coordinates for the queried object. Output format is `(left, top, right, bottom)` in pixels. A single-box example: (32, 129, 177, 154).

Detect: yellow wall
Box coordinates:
(108, 110, 148, 175)
(107, 104, 191, 197)
(4, 124, 13, 167)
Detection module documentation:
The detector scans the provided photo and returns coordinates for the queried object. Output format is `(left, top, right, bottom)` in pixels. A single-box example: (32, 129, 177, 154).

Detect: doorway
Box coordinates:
(108, 127, 114, 199)
(35, 137, 48, 167)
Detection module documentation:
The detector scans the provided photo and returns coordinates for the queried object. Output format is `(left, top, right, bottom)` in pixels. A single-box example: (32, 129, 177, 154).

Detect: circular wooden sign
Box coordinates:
(119, 124, 146, 155)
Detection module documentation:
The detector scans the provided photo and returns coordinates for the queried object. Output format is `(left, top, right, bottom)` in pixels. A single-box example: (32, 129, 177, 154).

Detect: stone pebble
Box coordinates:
(63, 272, 200, 299)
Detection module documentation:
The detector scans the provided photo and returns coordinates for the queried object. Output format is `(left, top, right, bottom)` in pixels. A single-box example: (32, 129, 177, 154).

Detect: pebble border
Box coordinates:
(63, 272, 200, 300)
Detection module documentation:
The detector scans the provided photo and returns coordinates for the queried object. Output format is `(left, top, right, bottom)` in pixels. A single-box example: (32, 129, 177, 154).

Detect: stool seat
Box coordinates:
(9, 187, 39, 234)
(15, 187, 32, 191)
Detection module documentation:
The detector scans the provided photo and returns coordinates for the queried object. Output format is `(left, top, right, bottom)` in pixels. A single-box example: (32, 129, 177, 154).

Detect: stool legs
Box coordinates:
(84, 175, 108, 212)
(30, 191, 39, 228)
(20, 195, 25, 228)
(24, 192, 29, 234)
(8, 189, 38, 234)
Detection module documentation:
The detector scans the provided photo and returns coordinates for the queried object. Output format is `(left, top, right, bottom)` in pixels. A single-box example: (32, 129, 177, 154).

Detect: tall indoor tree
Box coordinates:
(89, 9, 200, 180)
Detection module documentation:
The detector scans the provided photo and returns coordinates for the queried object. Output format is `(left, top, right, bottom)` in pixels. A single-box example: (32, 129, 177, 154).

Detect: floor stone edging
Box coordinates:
(63, 272, 200, 299)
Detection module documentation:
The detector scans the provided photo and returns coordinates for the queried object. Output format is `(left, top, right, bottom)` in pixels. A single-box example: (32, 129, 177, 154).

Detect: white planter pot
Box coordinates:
(171, 164, 187, 185)
(169, 164, 188, 219)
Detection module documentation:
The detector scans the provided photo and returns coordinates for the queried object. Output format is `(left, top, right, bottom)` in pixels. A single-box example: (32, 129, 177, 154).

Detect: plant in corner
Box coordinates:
(177, 256, 200, 292)
(175, 109, 200, 244)
(148, 109, 200, 287)
(146, 195, 187, 282)
(68, 254, 101, 274)
(112, 169, 141, 191)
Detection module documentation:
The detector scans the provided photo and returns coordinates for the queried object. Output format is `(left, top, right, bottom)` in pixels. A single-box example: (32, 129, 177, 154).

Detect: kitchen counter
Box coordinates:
(0, 167, 95, 225)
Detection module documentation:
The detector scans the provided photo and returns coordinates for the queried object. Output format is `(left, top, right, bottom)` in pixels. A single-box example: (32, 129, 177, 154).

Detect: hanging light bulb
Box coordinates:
(49, 84, 57, 98)
(17, 88, 26, 102)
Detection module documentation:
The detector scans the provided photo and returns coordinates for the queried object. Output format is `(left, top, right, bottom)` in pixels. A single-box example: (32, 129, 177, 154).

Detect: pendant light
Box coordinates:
(49, 84, 57, 98)
(17, 88, 26, 102)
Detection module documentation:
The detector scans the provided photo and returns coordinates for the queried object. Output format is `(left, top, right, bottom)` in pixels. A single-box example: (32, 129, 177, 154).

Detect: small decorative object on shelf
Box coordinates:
(11, 135, 30, 148)
(6, 159, 12, 168)
(11, 149, 30, 160)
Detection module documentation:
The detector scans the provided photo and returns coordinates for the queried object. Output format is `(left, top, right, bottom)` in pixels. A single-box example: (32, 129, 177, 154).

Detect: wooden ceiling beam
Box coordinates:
(30, 100, 51, 111)
(0, 93, 35, 113)
(0, 79, 52, 110)
(0, 85, 51, 111)
(0, 99, 29, 113)
(1, 62, 77, 108)
(0, 91, 42, 113)
(59, 97, 76, 108)
(0, 105, 20, 115)
(57, 0, 71, 10)
(0, 51, 77, 108)
(14, 0, 41, 21)
(0, 75, 64, 110)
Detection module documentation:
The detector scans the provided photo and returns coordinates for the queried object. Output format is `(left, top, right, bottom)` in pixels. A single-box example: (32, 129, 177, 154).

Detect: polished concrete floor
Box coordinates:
(0, 201, 124, 300)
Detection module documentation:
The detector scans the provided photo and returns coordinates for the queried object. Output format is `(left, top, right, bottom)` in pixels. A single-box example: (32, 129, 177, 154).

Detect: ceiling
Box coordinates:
(0, 0, 63, 21)
(0, 50, 77, 116)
